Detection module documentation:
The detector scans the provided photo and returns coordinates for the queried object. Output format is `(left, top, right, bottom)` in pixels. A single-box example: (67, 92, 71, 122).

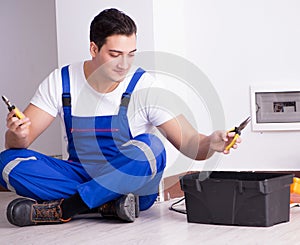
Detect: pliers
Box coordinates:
(225, 116, 251, 151)
(2, 95, 24, 119)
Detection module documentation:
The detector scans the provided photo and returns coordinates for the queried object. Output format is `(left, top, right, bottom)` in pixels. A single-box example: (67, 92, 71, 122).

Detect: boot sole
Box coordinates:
(116, 193, 136, 222)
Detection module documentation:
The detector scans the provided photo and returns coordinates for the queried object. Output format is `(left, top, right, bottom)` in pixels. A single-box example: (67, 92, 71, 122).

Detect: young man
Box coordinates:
(0, 8, 240, 227)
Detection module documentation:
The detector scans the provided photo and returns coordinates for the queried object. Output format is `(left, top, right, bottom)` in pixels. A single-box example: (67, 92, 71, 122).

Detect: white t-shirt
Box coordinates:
(31, 61, 173, 137)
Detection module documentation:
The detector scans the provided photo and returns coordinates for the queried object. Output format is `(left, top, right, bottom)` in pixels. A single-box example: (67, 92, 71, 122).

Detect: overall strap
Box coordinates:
(61, 65, 72, 140)
(120, 67, 145, 107)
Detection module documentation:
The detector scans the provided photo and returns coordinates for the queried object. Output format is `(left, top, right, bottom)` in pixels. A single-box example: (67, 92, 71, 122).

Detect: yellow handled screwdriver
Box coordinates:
(2, 95, 25, 119)
(225, 116, 251, 151)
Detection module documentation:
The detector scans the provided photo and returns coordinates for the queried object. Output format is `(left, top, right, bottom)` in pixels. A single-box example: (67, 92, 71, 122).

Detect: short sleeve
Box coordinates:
(30, 68, 62, 117)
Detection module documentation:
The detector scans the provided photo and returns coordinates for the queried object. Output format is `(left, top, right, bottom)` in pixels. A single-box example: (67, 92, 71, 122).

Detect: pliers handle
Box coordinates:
(225, 116, 251, 152)
(225, 128, 240, 151)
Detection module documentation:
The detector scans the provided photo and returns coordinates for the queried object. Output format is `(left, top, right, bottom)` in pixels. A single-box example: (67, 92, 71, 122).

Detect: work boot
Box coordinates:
(6, 198, 70, 227)
(99, 193, 138, 222)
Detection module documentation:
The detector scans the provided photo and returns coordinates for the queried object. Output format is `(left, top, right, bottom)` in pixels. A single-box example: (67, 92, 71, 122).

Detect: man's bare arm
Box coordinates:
(157, 114, 239, 160)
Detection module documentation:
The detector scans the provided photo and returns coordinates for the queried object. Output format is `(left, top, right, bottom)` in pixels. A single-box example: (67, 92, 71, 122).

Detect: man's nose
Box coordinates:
(117, 56, 130, 69)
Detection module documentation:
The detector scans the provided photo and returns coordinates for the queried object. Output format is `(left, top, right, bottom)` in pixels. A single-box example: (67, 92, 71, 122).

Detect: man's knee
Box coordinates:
(0, 148, 37, 164)
(131, 133, 166, 172)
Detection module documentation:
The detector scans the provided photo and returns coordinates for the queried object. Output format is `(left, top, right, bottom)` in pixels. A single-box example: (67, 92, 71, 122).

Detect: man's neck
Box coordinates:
(83, 60, 120, 93)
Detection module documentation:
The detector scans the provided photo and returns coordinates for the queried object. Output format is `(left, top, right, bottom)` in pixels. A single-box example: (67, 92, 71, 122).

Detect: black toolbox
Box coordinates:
(180, 171, 293, 227)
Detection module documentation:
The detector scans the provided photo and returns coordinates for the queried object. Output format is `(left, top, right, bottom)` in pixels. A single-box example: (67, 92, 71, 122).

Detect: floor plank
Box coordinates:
(1, 192, 300, 245)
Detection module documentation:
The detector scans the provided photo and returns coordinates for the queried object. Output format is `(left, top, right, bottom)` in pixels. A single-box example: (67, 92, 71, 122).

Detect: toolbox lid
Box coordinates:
(180, 171, 294, 194)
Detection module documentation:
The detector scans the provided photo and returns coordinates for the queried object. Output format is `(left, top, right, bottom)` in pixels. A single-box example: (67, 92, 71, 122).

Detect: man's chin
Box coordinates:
(111, 72, 128, 83)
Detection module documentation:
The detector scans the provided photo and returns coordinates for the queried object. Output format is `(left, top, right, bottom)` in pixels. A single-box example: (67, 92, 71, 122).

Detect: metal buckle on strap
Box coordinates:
(120, 93, 131, 107)
(62, 93, 71, 107)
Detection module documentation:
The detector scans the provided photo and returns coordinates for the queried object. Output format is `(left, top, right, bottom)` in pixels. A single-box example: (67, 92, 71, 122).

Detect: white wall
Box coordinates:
(0, 0, 61, 155)
(192, 0, 300, 171)
(55, 0, 300, 174)
(153, 0, 300, 171)
(55, 0, 155, 67)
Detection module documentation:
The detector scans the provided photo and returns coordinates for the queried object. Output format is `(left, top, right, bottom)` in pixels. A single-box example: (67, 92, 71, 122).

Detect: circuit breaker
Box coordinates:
(250, 86, 300, 131)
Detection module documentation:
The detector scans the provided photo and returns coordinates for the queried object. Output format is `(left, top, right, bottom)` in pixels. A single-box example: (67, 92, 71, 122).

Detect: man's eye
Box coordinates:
(109, 53, 120, 57)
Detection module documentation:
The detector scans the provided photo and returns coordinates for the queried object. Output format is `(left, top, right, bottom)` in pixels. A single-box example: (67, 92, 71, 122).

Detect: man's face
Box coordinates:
(92, 34, 137, 83)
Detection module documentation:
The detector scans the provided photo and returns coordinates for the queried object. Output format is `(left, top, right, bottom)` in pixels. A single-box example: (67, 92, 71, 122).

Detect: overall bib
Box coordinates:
(0, 66, 166, 211)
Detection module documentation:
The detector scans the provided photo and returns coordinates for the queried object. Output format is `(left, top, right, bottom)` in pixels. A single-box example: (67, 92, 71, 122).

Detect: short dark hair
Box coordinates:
(90, 8, 137, 50)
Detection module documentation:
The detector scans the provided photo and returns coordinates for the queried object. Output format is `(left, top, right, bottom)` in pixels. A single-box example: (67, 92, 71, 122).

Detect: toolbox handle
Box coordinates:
(196, 179, 202, 192)
(237, 181, 243, 193)
(180, 179, 203, 192)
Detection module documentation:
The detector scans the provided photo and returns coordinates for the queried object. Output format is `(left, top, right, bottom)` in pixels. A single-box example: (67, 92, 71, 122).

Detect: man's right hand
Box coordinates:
(6, 110, 31, 136)
(5, 110, 31, 149)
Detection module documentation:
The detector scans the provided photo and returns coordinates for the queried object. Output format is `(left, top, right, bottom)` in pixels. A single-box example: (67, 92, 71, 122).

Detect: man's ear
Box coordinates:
(90, 42, 99, 57)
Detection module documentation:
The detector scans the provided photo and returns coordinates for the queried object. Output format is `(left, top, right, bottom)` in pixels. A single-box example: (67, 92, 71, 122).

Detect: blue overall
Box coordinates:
(0, 66, 166, 211)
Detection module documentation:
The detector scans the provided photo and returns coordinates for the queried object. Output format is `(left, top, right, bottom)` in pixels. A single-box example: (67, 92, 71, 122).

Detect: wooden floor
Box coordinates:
(1, 192, 300, 245)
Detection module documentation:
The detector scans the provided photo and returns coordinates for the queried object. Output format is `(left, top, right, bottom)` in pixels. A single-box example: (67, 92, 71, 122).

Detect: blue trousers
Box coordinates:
(0, 134, 166, 210)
